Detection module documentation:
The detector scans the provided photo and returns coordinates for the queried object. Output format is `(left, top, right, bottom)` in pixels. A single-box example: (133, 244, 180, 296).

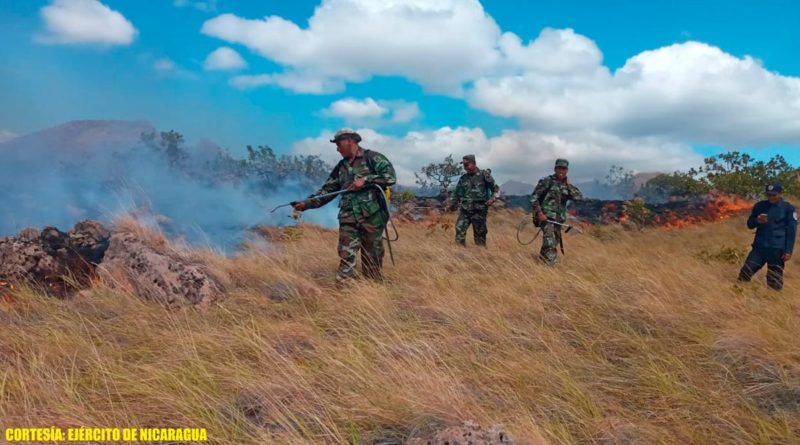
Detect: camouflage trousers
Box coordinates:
(455, 206, 488, 246)
(539, 223, 562, 266)
(337, 212, 387, 282)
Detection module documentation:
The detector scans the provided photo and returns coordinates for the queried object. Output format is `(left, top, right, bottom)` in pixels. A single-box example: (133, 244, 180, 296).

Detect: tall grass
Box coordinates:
(1, 210, 798, 444)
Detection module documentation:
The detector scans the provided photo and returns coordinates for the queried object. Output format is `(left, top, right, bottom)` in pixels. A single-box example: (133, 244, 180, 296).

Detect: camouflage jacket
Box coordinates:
(303, 148, 396, 223)
(452, 169, 499, 211)
(530, 175, 582, 222)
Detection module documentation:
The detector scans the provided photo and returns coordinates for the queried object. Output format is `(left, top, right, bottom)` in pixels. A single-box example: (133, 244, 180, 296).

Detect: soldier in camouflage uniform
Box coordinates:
(293, 128, 396, 283)
(451, 154, 500, 246)
(530, 159, 582, 265)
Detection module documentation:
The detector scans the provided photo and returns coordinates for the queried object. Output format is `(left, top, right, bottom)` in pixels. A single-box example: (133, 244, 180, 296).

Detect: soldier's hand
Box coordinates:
(537, 212, 548, 223)
(783, 252, 792, 261)
(292, 201, 306, 211)
(757, 213, 768, 224)
(350, 177, 366, 191)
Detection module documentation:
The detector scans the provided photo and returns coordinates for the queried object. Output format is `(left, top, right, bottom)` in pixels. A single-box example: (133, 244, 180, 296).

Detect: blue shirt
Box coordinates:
(746, 199, 798, 254)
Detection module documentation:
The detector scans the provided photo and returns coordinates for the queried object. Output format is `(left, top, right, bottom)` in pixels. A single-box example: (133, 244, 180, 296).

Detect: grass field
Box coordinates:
(1, 209, 798, 444)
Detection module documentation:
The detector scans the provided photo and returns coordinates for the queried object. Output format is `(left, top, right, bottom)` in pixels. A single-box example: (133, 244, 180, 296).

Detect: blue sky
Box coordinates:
(1, 0, 799, 184)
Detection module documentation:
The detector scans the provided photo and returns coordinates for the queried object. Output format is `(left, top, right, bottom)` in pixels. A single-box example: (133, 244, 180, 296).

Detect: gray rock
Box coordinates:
(0, 220, 110, 297)
(99, 232, 223, 307)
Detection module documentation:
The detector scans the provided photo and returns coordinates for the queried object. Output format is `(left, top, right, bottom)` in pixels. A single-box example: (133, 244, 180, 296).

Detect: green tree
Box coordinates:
(139, 130, 188, 168)
(694, 151, 799, 198)
(160, 130, 188, 168)
(244, 144, 330, 188)
(639, 172, 711, 202)
(605, 165, 636, 198)
(415, 154, 462, 196)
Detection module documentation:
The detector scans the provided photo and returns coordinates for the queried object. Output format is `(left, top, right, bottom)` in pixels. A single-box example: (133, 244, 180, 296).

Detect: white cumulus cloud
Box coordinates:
(38, 0, 137, 46)
(323, 98, 387, 120)
(483, 130, 700, 184)
(291, 127, 700, 186)
(386, 100, 422, 123)
(203, 1, 800, 148)
(321, 98, 421, 125)
(498, 27, 603, 75)
(292, 127, 488, 185)
(469, 41, 800, 147)
(204, 47, 246, 71)
(230, 72, 345, 94)
(202, 0, 503, 94)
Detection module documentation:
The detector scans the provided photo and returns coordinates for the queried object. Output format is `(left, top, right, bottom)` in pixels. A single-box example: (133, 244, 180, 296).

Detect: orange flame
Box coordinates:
(1, 279, 15, 304)
(657, 194, 753, 230)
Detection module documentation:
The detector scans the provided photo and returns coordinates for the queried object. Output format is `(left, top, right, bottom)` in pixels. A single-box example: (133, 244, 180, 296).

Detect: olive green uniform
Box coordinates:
(303, 148, 396, 281)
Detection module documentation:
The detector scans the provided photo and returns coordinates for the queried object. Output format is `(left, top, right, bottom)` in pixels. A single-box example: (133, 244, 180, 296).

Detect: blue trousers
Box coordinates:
(738, 248, 785, 290)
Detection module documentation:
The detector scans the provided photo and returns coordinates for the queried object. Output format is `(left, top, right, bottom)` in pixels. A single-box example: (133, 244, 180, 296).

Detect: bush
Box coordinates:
(393, 191, 417, 204)
(639, 173, 711, 202)
(696, 152, 800, 198)
(623, 198, 652, 226)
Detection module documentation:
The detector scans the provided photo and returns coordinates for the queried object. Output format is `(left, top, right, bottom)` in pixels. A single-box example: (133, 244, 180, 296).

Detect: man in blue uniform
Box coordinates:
(737, 183, 797, 290)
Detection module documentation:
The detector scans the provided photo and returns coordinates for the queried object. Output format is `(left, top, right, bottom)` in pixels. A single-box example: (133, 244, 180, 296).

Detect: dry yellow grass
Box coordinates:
(1, 209, 799, 444)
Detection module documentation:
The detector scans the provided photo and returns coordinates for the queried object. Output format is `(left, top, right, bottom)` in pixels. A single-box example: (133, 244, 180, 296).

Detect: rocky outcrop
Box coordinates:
(1, 220, 223, 307)
(0, 220, 109, 296)
(99, 231, 223, 307)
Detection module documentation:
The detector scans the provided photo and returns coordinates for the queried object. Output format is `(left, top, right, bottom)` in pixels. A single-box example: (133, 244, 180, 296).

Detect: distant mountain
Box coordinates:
(500, 180, 535, 195)
(0, 129, 17, 143)
(633, 172, 661, 188)
(0, 120, 156, 164)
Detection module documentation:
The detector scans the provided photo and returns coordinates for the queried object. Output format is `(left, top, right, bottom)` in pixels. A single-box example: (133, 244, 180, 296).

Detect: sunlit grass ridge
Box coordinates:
(1, 210, 798, 444)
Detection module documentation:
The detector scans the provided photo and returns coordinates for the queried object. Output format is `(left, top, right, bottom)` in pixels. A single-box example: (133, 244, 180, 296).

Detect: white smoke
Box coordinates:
(0, 128, 339, 252)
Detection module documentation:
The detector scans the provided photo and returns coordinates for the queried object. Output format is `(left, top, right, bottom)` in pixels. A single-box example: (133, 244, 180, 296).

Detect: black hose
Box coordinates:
(516, 218, 542, 245)
(368, 183, 398, 265)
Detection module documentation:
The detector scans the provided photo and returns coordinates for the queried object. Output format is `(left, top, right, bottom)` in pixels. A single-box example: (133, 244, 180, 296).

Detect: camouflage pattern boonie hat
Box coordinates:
(555, 158, 569, 168)
(330, 128, 362, 143)
(462, 154, 476, 164)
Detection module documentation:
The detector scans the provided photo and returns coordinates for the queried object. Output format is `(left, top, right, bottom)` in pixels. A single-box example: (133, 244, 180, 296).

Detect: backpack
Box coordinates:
(480, 169, 494, 199)
(363, 148, 390, 192)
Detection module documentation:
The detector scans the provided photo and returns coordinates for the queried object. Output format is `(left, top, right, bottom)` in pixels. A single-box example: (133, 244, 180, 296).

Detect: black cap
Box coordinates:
(765, 183, 783, 195)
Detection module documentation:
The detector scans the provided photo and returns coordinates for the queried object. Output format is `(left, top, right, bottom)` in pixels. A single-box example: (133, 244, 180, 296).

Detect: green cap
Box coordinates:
(555, 158, 569, 168)
(462, 154, 476, 164)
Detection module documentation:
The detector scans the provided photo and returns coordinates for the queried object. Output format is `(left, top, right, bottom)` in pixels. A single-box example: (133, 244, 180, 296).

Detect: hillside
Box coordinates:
(0, 120, 155, 163)
(1, 210, 798, 444)
(501, 180, 535, 196)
